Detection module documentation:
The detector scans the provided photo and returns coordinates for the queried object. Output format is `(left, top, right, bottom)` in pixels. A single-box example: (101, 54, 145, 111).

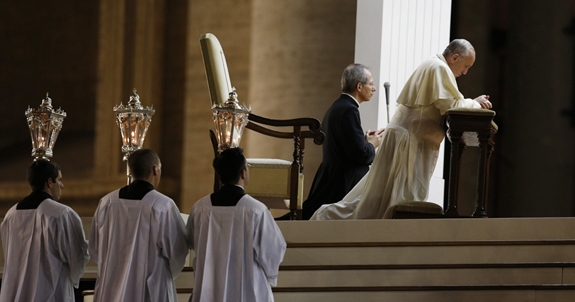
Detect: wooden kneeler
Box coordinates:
(392, 201, 444, 219)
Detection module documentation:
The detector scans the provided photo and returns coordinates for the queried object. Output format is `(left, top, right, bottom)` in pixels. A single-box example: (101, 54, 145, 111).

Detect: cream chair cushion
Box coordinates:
(244, 158, 300, 210)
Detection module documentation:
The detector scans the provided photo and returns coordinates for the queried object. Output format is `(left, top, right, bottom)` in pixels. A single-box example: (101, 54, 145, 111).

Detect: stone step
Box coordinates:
(84, 285, 575, 302)
(78, 217, 575, 302)
(170, 285, 575, 302)
(174, 262, 575, 289)
(275, 218, 575, 244)
(282, 241, 575, 266)
(270, 286, 575, 302)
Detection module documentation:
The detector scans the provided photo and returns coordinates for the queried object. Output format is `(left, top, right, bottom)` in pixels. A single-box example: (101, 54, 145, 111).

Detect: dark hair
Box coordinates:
(128, 148, 160, 179)
(213, 148, 247, 185)
(27, 160, 60, 191)
(341, 63, 370, 94)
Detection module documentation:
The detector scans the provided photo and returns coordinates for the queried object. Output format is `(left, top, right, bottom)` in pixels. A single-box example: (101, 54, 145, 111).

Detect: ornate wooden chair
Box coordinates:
(201, 32, 324, 220)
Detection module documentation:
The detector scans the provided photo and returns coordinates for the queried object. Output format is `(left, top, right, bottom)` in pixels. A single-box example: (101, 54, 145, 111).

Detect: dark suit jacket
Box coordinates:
(302, 94, 376, 219)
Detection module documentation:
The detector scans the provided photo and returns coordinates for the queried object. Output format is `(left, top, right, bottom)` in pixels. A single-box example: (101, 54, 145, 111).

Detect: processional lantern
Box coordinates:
(114, 89, 155, 183)
(25, 93, 67, 161)
(212, 88, 251, 151)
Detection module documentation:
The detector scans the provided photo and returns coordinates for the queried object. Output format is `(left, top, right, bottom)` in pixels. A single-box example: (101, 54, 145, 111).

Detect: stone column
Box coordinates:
(180, 0, 254, 212)
(94, 0, 126, 180)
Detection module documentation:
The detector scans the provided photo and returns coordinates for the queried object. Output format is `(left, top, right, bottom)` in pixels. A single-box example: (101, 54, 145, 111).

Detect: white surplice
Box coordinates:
(0, 199, 89, 302)
(187, 194, 286, 302)
(89, 189, 189, 302)
(312, 54, 480, 220)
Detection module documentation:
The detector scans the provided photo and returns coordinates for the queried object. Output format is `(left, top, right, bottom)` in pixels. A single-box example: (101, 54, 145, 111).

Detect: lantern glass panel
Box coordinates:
(116, 112, 152, 154)
(212, 108, 249, 151)
(26, 110, 65, 159)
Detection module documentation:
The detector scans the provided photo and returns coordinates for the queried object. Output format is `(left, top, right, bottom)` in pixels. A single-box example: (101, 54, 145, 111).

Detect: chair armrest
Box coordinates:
(247, 113, 325, 145)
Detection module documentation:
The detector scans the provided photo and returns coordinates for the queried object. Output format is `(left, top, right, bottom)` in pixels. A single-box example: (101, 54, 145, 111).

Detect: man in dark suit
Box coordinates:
(301, 63, 384, 219)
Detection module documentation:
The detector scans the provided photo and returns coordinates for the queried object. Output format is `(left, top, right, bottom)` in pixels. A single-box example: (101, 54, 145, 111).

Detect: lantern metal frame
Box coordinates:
(114, 89, 155, 184)
(212, 88, 251, 152)
(25, 93, 67, 161)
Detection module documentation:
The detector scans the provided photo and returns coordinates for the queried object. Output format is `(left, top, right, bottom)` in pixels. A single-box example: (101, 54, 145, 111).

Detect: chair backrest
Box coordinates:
(200, 33, 233, 107)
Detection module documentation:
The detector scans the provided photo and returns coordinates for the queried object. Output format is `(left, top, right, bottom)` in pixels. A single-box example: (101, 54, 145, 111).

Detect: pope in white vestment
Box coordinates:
(188, 194, 286, 302)
(1, 199, 89, 302)
(312, 39, 492, 220)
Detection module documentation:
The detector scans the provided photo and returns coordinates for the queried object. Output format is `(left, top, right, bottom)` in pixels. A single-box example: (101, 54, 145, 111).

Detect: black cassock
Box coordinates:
(302, 94, 376, 219)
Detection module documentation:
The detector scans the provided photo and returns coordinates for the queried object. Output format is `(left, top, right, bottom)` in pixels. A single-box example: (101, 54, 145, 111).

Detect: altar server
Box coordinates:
(187, 147, 286, 302)
(89, 148, 188, 302)
(1, 160, 89, 302)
